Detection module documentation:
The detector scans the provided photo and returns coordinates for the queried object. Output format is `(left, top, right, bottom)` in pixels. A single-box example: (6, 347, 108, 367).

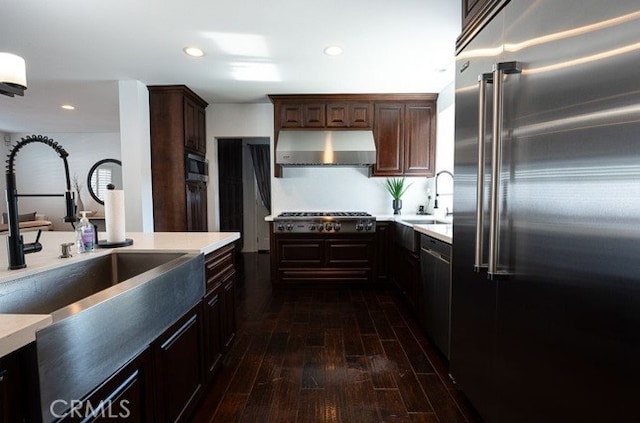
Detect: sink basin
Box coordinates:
(0, 251, 186, 317)
(0, 250, 205, 422)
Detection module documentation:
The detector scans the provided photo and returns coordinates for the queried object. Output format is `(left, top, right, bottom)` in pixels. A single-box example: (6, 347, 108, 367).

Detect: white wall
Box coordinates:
(1, 132, 121, 230)
(207, 85, 456, 222)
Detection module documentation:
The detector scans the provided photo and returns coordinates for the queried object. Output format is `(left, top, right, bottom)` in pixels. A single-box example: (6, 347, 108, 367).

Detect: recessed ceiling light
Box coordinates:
(323, 45, 344, 56)
(183, 46, 205, 57)
(61, 104, 75, 110)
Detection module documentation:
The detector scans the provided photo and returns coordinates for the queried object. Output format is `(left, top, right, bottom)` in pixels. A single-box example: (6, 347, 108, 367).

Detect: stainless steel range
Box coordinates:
(273, 211, 376, 233)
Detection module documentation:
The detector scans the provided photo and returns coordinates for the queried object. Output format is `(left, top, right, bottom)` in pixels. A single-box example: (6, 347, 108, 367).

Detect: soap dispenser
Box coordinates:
(76, 211, 95, 253)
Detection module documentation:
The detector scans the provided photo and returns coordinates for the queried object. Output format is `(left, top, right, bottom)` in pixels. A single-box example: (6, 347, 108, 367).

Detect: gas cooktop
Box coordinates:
(273, 211, 376, 233)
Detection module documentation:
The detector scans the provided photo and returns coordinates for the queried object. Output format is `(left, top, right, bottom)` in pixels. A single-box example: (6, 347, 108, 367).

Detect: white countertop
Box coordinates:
(0, 230, 239, 358)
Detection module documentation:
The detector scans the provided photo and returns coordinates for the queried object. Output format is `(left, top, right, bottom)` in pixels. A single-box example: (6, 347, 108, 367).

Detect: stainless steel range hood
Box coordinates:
(276, 130, 376, 166)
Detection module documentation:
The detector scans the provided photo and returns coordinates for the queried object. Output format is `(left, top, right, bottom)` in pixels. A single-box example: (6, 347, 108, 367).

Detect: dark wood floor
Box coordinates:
(193, 253, 481, 423)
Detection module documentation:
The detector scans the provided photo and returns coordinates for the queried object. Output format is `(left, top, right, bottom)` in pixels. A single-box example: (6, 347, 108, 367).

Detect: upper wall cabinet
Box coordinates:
(458, 0, 509, 51)
(373, 100, 437, 177)
(269, 94, 436, 178)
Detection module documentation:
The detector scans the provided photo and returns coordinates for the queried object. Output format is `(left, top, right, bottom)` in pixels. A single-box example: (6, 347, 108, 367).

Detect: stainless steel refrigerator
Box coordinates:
(451, 1, 640, 422)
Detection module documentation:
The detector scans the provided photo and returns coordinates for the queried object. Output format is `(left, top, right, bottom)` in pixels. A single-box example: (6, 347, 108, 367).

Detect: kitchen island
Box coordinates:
(0, 231, 240, 358)
(0, 230, 239, 422)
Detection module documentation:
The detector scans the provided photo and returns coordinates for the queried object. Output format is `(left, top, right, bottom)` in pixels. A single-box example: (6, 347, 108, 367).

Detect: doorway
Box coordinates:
(217, 137, 271, 252)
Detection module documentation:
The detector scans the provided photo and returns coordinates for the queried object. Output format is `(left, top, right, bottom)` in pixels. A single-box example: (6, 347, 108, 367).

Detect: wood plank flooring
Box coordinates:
(193, 253, 481, 423)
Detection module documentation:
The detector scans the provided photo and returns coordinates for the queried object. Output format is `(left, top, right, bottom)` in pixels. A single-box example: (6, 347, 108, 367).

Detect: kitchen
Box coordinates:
(1, 0, 639, 422)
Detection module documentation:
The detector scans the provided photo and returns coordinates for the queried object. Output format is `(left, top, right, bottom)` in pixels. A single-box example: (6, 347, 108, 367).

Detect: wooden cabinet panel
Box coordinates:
(404, 103, 436, 175)
(58, 348, 154, 422)
(184, 97, 198, 153)
(375, 222, 392, 284)
(326, 239, 374, 266)
(153, 307, 203, 423)
(204, 243, 235, 293)
(186, 181, 207, 232)
(303, 103, 326, 127)
(203, 289, 223, 378)
(327, 102, 372, 128)
(222, 274, 236, 350)
(272, 233, 375, 283)
(393, 246, 421, 313)
(349, 103, 373, 128)
(373, 101, 437, 177)
(373, 103, 404, 175)
(279, 103, 304, 128)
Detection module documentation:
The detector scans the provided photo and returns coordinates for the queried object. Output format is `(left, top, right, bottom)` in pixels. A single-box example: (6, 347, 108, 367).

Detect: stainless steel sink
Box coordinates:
(0, 252, 186, 318)
(398, 216, 450, 225)
(0, 251, 205, 422)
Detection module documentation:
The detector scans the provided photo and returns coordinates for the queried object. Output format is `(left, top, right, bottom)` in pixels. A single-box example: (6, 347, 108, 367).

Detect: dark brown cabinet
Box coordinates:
(186, 181, 207, 232)
(375, 222, 392, 284)
(271, 230, 376, 283)
(0, 343, 39, 423)
(203, 244, 236, 381)
(149, 85, 209, 232)
(392, 243, 421, 313)
(59, 348, 155, 422)
(269, 94, 436, 178)
(373, 100, 437, 177)
(153, 306, 203, 423)
(458, 0, 507, 50)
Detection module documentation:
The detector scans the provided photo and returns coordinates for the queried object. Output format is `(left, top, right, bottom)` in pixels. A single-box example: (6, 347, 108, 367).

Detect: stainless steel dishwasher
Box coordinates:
(420, 234, 452, 359)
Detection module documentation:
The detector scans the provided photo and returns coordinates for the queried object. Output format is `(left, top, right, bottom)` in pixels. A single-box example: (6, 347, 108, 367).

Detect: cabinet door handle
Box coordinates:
(488, 61, 521, 279)
(474, 72, 493, 272)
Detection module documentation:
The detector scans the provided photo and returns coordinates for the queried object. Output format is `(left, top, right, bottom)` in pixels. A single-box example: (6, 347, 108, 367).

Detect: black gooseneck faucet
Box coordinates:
(434, 170, 454, 210)
(5, 135, 78, 270)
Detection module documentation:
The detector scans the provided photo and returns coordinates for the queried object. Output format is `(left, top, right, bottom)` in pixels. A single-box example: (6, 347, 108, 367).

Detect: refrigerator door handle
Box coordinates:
(474, 72, 493, 272)
(488, 61, 521, 279)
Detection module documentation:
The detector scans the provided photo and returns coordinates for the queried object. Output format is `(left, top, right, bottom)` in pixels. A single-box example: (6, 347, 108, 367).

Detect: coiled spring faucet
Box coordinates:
(5, 135, 78, 269)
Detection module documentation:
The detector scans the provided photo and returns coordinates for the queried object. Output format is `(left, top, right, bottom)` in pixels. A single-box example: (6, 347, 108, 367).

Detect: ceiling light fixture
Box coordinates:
(323, 45, 344, 56)
(61, 105, 75, 110)
(0, 52, 27, 97)
(183, 46, 205, 57)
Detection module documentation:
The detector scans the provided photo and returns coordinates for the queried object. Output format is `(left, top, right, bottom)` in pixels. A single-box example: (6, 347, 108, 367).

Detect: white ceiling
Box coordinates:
(0, 0, 460, 134)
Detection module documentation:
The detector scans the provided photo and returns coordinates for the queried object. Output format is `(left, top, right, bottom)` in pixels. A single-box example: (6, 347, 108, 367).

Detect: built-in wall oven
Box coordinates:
(185, 153, 208, 182)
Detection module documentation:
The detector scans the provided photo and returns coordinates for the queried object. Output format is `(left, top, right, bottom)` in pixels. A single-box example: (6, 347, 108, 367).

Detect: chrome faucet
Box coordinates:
(434, 170, 454, 210)
(5, 135, 78, 269)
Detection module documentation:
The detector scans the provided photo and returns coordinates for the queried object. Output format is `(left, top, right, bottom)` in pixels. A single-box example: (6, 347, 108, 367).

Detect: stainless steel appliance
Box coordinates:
(185, 152, 208, 182)
(273, 211, 376, 233)
(451, 1, 640, 422)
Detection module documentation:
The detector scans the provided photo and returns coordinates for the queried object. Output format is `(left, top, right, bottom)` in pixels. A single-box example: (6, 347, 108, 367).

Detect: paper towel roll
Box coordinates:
(105, 188, 126, 243)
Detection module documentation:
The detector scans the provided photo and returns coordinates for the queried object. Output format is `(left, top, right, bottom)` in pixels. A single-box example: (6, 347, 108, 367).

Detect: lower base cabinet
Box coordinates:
(153, 307, 204, 423)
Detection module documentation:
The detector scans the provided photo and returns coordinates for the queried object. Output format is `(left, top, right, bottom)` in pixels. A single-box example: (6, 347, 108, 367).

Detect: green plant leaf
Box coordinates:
(384, 177, 413, 200)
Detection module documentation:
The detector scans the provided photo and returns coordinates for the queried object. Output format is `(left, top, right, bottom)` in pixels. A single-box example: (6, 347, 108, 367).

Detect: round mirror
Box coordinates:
(87, 159, 122, 205)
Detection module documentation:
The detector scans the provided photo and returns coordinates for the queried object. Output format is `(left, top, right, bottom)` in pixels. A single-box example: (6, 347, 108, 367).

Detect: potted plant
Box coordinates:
(385, 177, 413, 215)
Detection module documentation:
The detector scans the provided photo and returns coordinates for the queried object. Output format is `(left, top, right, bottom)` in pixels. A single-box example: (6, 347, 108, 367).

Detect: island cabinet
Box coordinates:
(149, 85, 209, 232)
(202, 243, 236, 380)
(152, 305, 204, 423)
(372, 99, 437, 177)
(58, 348, 155, 422)
(0, 343, 39, 423)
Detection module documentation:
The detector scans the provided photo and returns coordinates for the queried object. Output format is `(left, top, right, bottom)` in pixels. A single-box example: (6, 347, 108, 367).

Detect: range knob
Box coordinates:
(276, 224, 285, 232)
(309, 224, 317, 231)
(334, 222, 341, 232)
(286, 224, 294, 231)
(317, 225, 324, 232)
(365, 221, 374, 231)
(325, 223, 333, 232)
(355, 223, 364, 231)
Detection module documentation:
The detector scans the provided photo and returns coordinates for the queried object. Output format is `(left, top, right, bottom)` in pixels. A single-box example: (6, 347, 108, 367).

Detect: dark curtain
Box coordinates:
(248, 144, 271, 213)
